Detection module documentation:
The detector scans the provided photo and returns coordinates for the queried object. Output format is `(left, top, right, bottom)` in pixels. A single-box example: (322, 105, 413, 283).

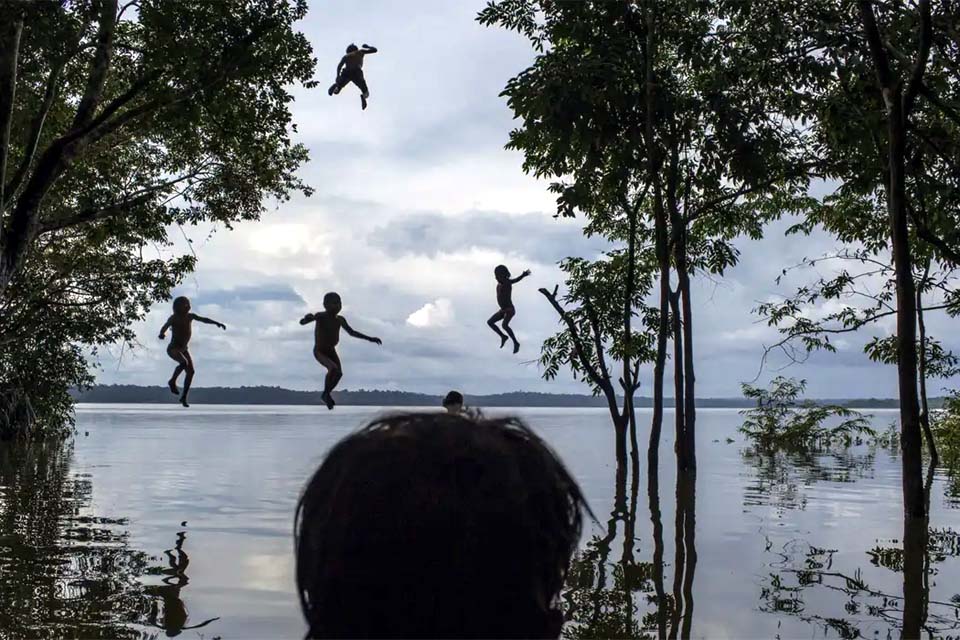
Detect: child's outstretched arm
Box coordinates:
(340, 317, 382, 345)
(158, 317, 172, 340)
(299, 313, 316, 325)
(361, 43, 377, 53)
(510, 269, 532, 284)
(190, 313, 226, 330)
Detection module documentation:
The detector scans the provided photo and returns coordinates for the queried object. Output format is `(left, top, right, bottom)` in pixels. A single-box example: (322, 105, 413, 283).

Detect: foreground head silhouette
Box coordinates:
(295, 412, 588, 639)
(442, 390, 464, 414)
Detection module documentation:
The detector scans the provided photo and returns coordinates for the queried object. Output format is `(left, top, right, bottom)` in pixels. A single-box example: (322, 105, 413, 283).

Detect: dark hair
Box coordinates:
(494, 264, 509, 279)
(322, 292, 341, 306)
(442, 391, 464, 407)
(172, 296, 190, 311)
(346, 43, 358, 53)
(295, 412, 588, 639)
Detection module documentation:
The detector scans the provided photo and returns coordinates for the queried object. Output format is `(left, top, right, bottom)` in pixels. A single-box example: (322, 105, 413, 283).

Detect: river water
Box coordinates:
(0, 405, 958, 639)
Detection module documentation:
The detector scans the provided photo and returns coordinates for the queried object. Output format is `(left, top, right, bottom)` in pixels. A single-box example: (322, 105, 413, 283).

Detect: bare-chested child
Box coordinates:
(300, 292, 382, 410)
(327, 43, 378, 110)
(488, 264, 531, 354)
(158, 296, 226, 408)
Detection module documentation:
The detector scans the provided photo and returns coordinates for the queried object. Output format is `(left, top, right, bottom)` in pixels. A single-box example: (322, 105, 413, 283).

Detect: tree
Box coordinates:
(479, 0, 808, 472)
(729, 0, 960, 519)
(0, 0, 316, 435)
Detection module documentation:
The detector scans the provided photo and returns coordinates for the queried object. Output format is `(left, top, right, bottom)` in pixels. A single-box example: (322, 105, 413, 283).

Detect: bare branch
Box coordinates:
(583, 298, 611, 382)
(539, 286, 607, 390)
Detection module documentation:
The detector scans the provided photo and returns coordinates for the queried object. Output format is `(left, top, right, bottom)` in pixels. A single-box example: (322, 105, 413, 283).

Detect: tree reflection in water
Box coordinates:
(0, 440, 217, 639)
(562, 451, 697, 639)
(746, 448, 960, 638)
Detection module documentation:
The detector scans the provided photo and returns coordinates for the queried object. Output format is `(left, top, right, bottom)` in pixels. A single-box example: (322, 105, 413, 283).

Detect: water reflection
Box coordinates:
(745, 449, 960, 638)
(0, 441, 217, 639)
(562, 454, 698, 639)
(142, 531, 219, 636)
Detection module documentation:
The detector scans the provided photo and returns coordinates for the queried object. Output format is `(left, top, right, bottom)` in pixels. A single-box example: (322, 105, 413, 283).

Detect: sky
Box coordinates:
(94, 0, 959, 399)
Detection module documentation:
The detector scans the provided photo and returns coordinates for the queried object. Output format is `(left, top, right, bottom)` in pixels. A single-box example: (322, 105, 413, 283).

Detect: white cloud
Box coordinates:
(406, 298, 455, 328)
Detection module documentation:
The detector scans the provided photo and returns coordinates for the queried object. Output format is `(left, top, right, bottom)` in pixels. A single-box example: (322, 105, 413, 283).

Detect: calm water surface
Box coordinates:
(1, 405, 959, 639)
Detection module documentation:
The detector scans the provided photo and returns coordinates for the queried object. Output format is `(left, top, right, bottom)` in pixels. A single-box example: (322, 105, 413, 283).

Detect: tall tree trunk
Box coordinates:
(0, 13, 24, 236)
(647, 444, 668, 639)
(888, 94, 925, 520)
(644, 0, 669, 462)
(624, 196, 640, 476)
(669, 290, 687, 470)
(859, 0, 928, 521)
(676, 227, 697, 470)
(678, 469, 697, 639)
(916, 285, 938, 464)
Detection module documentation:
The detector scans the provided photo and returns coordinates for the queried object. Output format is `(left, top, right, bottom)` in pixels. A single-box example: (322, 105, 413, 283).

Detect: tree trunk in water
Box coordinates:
(887, 94, 925, 520)
(669, 291, 687, 470)
(651, 214, 670, 459)
(614, 416, 628, 471)
(676, 229, 697, 471)
(916, 287, 938, 464)
(678, 469, 697, 639)
(647, 445, 668, 639)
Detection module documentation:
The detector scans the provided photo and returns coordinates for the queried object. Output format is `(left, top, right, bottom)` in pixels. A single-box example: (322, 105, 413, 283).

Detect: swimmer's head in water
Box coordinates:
(494, 264, 510, 281)
(323, 292, 342, 315)
(346, 43, 358, 53)
(172, 296, 190, 314)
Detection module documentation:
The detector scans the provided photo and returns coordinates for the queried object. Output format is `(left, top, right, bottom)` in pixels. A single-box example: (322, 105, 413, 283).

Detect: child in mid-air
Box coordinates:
(488, 265, 531, 353)
(327, 43, 378, 110)
(158, 296, 226, 408)
(300, 292, 382, 410)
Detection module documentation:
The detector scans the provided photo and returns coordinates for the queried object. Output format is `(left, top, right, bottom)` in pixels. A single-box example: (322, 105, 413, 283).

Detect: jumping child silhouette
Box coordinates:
(158, 296, 226, 408)
(300, 292, 382, 410)
(488, 265, 531, 353)
(327, 43, 378, 110)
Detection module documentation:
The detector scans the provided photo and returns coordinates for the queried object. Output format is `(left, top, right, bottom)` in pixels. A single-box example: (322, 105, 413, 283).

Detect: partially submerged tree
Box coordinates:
(0, 0, 316, 434)
(479, 0, 809, 472)
(731, 0, 960, 518)
(739, 376, 874, 450)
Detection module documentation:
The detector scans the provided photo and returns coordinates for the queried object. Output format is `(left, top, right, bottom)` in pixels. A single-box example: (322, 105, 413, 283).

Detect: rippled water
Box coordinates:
(0, 405, 958, 638)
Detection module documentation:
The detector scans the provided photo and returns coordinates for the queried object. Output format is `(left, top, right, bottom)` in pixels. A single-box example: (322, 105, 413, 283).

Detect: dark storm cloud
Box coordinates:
(369, 210, 605, 265)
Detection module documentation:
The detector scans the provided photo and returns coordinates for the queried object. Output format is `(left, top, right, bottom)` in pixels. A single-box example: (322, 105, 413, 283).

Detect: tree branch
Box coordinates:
(902, 0, 932, 116)
(37, 171, 201, 234)
(3, 60, 66, 209)
(859, 0, 895, 93)
(907, 206, 960, 266)
(0, 12, 24, 234)
(583, 298, 611, 383)
(72, 0, 119, 129)
(539, 285, 608, 390)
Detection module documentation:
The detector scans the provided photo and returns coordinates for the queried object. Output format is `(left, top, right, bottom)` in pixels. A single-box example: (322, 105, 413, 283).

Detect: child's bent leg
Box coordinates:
(166, 347, 188, 395)
(314, 350, 342, 410)
(502, 308, 520, 353)
(180, 351, 195, 406)
(487, 310, 508, 348)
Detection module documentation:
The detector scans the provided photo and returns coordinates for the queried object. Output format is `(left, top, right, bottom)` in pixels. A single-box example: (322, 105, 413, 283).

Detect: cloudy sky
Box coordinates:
(95, 0, 959, 399)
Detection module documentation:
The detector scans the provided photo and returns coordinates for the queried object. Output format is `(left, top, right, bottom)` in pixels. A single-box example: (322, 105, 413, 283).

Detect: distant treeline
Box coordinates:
(70, 385, 924, 409)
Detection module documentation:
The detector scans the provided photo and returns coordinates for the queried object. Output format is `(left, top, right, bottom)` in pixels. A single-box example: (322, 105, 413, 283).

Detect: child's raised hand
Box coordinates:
(522, 269, 532, 277)
(158, 332, 165, 340)
(217, 322, 227, 330)
(370, 337, 383, 345)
